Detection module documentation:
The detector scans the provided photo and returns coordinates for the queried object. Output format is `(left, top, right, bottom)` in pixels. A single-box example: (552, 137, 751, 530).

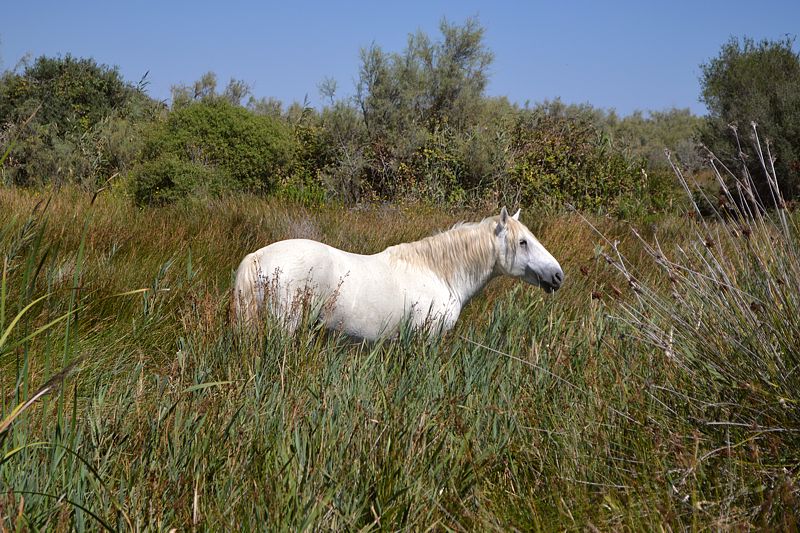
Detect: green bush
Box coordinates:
(401, 125, 467, 205)
(132, 155, 231, 205)
(0, 55, 139, 133)
(0, 56, 157, 188)
(132, 99, 296, 203)
(278, 106, 328, 206)
(315, 102, 369, 203)
(508, 114, 644, 212)
(349, 18, 495, 203)
(609, 108, 704, 172)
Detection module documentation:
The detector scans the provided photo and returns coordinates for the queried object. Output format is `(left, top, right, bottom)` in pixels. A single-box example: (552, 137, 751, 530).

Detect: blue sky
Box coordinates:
(2, 1, 798, 116)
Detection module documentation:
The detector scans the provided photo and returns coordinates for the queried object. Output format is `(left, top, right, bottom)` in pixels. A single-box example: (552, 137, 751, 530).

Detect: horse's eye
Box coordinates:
(519, 239, 527, 247)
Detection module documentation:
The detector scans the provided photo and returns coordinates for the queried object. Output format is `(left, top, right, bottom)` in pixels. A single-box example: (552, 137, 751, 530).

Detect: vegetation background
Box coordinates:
(1, 19, 799, 530)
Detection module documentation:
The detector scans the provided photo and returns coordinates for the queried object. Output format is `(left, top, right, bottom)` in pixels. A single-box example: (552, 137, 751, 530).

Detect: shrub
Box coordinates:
(132, 99, 296, 203)
(610, 108, 704, 173)
(315, 102, 369, 203)
(397, 125, 467, 205)
(350, 18, 495, 203)
(0, 55, 157, 187)
(507, 113, 643, 212)
(699, 36, 800, 201)
(0, 55, 137, 132)
(278, 106, 328, 207)
(131, 155, 231, 205)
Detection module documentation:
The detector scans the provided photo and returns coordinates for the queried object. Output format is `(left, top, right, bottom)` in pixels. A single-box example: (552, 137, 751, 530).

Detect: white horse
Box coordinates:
(232, 207, 563, 340)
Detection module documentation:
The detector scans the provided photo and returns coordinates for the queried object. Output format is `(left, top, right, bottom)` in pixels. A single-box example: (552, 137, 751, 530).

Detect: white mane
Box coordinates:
(386, 215, 523, 290)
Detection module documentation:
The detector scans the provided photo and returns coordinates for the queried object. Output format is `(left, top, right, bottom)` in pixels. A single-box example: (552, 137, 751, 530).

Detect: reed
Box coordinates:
(0, 166, 797, 529)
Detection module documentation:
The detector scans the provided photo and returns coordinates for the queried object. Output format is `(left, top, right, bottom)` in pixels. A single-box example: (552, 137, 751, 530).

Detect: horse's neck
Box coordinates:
(448, 255, 498, 306)
(388, 224, 498, 305)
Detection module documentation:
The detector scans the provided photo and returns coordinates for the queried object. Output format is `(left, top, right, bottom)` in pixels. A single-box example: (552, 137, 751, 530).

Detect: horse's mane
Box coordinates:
(387, 215, 522, 290)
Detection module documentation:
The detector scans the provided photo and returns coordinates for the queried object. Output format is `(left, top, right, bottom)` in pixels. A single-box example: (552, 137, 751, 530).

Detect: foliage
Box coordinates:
(356, 18, 492, 137)
(277, 106, 330, 207)
(131, 99, 296, 204)
(610, 108, 704, 172)
(170, 71, 253, 108)
(699, 36, 800, 200)
(131, 155, 231, 205)
(527, 99, 704, 173)
(0, 23, 704, 213)
(334, 21, 688, 210)
(0, 55, 136, 132)
(0, 55, 157, 188)
(315, 101, 369, 203)
(169, 76, 325, 205)
(351, 18, 498, 202)
(507, 112, 645, 212)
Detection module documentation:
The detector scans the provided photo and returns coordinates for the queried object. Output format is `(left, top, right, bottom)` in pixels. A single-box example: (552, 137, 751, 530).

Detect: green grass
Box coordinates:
(1, 182, 798, 530)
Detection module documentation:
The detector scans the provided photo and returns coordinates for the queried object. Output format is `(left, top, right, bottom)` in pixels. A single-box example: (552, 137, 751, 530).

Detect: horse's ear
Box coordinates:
(512, 208, 521, 221)
(496, 207, 509, 235)
(499, 206, 509, 224)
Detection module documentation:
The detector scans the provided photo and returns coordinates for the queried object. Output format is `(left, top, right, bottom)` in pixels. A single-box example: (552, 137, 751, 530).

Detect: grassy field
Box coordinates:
(1, 184, 799, 530)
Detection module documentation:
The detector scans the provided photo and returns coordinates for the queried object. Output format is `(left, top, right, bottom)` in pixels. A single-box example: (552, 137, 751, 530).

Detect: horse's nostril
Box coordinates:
(552, 270, 564, 287)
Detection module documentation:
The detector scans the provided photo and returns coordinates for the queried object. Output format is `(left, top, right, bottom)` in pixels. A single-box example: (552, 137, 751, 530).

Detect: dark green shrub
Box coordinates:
(274, 173, 327, 207)
(610, 108, 704, 172)
(405, 125, 467, 205)
(280, 106, 328, 206)
(132, 155, 231, 205)
(314, 102, 369, 203)
(349, 18, 495, 203)
(0, 55, 157, 188)
(0, 55, 138, 132)
(132, 99, 296, 203)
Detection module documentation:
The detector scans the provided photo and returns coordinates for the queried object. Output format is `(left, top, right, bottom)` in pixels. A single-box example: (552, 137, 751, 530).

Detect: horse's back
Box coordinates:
(254, 238, 335, 276)
(233, 239, 366, 326)
(233, 238, 457, 339)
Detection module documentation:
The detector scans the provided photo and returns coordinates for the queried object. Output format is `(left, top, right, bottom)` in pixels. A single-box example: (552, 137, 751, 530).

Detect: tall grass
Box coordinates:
(1, 158, 798, 529)
(584, 126, 800, 526)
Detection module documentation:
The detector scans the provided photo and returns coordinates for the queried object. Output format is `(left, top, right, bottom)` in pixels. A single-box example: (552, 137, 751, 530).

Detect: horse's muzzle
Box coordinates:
(529, 266, 564, 293)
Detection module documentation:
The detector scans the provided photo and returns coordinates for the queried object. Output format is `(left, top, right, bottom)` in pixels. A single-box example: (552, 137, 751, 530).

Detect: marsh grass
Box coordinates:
(0, 169, 798, 529)
(583, 127, 800, 525)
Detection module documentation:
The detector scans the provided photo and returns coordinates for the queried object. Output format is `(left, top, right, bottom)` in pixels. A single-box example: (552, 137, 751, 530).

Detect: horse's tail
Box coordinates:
(231, 253, 260, 326)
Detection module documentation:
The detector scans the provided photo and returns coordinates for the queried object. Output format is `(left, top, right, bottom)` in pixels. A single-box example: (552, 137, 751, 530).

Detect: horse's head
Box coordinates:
(493, 207, 564, 293)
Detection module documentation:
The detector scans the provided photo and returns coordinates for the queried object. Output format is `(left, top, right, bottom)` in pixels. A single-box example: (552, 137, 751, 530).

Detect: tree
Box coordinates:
(170, 72, 252, 108)
(0, 54, 139, 132)
(352, 18, 495, 200)
(611, 108, 703, 172)
(508, 112, 644, 212)
(700, 36, 800, 201)
(0, 54, 156, 186)
(356, 18, 492, 137)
